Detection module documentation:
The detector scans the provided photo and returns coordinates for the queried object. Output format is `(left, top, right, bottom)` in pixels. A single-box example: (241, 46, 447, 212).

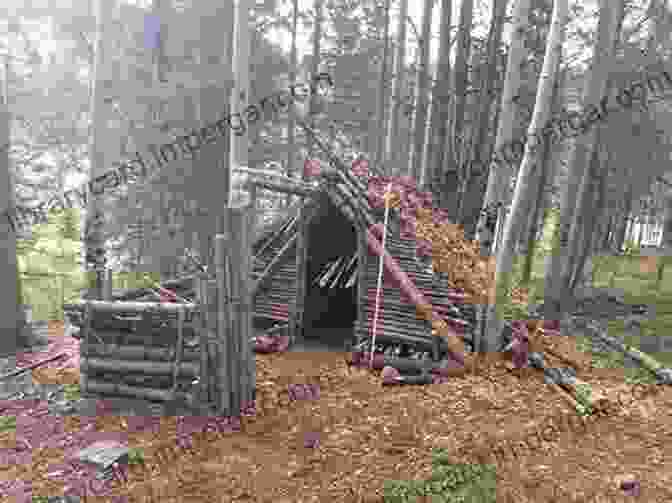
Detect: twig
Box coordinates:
(0, 352, 67, 381)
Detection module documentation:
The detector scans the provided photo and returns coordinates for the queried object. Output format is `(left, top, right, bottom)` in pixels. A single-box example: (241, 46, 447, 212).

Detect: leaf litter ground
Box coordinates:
(2, 322, 671, 502)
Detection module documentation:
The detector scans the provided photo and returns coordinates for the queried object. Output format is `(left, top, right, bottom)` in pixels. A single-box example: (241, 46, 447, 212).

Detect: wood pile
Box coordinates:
(77, 300, 202, 404)
(66, 209, 257, 415)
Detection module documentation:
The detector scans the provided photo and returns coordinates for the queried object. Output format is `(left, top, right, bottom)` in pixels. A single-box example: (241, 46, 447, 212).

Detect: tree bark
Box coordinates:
(440, 0, 474, 217)
(543, 0, 625, 322)
(520, 103, 556, 286)
(458, 0, 508, 239)
(85, 0, 117, 300)
(426, 0, 452, 194)
(385, 0, 408, 177)
(375, 0, 392, 166)
(309, 0, 324, 147)
(613, 189, 632, 252)
(569, 141, 604, 292)
(475, 0, 532, 255)
(0, 85, 19, 356)
(409, 0, 434, 180)
(480, 0, 568, 353)
(285, 0, 299, 207)
(656, 182, 672, 287)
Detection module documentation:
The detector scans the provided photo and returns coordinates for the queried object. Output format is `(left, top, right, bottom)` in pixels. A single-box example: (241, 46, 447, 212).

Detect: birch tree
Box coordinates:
(384, 0, 408, 176)
(458, 0, 508, 239)
(441, 0, 473, 216)
(409, 0, 434, 180)
(475, 0, 531, 255)
(375, 0, 392, 165)
(426, 0, 452, 192)
(479, 0, 568, 353)
(543, 0, 625, 322)
(84, 0, 116, 299)
(286, 0, 299, 205)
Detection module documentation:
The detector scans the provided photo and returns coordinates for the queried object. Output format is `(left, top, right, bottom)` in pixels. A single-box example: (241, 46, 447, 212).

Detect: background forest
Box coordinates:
(1, 0, 671, 331)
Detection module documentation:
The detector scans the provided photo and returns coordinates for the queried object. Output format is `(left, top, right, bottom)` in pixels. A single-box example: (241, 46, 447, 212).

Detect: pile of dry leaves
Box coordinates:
(11, 324, 671, 503)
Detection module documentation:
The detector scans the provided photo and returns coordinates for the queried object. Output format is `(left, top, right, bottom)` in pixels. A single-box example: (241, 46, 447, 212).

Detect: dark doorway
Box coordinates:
(300, 194, 358, 349)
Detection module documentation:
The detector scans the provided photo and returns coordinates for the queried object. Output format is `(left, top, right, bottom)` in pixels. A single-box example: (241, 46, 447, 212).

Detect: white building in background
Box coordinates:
(626, 217, 664, 248)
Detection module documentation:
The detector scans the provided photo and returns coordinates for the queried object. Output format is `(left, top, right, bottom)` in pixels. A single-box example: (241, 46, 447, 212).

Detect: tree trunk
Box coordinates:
(569, 142, 604, 292)
(613, 190, 632, 252)
(409, 0, 434, 181)
(230, 0, 251, 176)
(440, 0, 474, 218)
(308, 0, 324, 151)
(520, 96, 556, 286)
(426, 0, 452, 194)
(458, 0, 508, 238)
(637, 216, 645, 248)
(543, 0, 625, 322)
(195, 1, 235, 263)
(565, 131, 603, 291)
(0, 79, 19, 356)
(375, 0, 392, 166)
(475, 0, 532, 255)
(656, 184, 672, 288)
(385, 0, 408, 177)
(285, 0, 299, 206)
(85, 0, 117, 299)
(480, 0, 568, 354)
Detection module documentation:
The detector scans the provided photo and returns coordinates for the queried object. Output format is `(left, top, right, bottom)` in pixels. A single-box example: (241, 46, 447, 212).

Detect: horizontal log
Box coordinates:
(68, 304, 200, 324)
(244, 178, 317, 197)
(80, 374, 191, 403)
(86, 321, 200, 339)
(357, 321, 472, 343)
(82, 333, 200, 348)
(81, 342, 201, 362)
(80, 357, 200, 377)
(357, 324, 431, 343)
(350, 352, 459, 374)
(83, 327, 200, 345)
(253, 234, 299, 297)
(253, 312, 289, 321)
(362, 308, 471, 330)
(355, 327, 446, 352)
(86, 371, 194, 389)
(363, 296, 465, 317)
(74, 300, 199, 313)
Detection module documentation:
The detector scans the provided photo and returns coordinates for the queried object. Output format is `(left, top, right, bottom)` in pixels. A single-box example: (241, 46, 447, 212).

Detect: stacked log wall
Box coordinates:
(77, 301, 205, 404)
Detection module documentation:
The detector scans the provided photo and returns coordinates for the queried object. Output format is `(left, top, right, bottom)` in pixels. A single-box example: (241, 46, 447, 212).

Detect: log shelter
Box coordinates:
(65, 162, 476, 363)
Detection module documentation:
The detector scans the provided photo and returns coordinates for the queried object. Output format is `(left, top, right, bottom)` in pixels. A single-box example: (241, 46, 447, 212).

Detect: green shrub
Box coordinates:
(383, 449, 496, 503)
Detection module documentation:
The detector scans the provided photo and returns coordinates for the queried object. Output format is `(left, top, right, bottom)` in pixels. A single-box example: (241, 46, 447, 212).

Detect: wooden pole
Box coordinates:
(236, 208, 254, 406)
(169, 306, 185, 401)
(356, 226, 368, 349)
(73, 300, 199, 312)
(215, 231, 231, 415)
(103, 269, 113, 301)
(80, 301, 93, 395)
(291, 205, 308, 345)
(196, 275, 211, 405)
(225, 215, 241, 417)
(207, 281, 218, 410)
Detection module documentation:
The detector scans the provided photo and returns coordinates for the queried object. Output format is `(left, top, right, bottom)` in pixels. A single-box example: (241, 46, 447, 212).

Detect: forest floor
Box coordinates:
(2, 320, 671, 503)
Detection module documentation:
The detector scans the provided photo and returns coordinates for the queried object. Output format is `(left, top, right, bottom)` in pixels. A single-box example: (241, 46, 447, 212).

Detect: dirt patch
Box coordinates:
(5, 325, 672, 502)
